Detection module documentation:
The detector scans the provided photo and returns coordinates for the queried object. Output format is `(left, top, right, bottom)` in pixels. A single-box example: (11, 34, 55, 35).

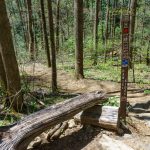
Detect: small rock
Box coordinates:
(123, 134, 132, 139)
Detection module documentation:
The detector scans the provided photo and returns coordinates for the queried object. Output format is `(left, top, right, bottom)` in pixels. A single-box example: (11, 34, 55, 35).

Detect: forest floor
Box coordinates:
(22, 63, 150, 150)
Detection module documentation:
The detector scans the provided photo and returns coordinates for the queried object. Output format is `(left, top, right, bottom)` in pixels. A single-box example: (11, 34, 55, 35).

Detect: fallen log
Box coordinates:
(74, 105, 118, 130)
(0, 91, 106, 150)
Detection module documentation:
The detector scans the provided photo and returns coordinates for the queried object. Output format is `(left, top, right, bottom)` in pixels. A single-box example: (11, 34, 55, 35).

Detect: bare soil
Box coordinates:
(23, 63, 150, 150)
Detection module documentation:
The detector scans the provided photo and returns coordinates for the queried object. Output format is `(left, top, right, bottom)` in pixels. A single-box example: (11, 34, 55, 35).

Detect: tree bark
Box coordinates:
(146, 41, 150, 66)
(47, 0, 57, 93)
(129, 0, 137, 69)
(74, 0, 84, 79)
(0, 51, 7, 89)
(104, 0, 110, 63)
(26, 0, 35, 60)
(40, 0, 51, 67)
(0, 0, 23, 111)
(93, 0, 100, 65)
(56, 0, 60, 53)
(0, 92, 106, 150)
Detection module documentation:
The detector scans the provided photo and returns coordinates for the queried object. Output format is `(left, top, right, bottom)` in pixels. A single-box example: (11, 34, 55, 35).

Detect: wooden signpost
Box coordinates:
(119, 15, 130, 121)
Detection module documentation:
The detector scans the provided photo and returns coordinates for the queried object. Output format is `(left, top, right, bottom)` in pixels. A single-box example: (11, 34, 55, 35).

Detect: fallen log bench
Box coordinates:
(74, 105, 119, 130)
(0, 91, 106, 150)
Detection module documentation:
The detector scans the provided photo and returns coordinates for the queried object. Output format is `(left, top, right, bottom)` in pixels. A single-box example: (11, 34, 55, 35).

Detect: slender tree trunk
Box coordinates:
(0, 51, 7, 89)
(100, 0, 104, 44)
(93, 0, 100, 65)
(56, 0, 60, 53)
(74, 0, 84, 79)
(129, 0, 137, 69)
(26, 0, 35, 60)
(47, 0, 57, 93)
(146, 41, 150, 66)
(40, 0, 51, 67)
(16, 0, 28, 50)
(104, 0, 110, 63)
(0, 0, 23, 111)
(91, 0, 94, 42)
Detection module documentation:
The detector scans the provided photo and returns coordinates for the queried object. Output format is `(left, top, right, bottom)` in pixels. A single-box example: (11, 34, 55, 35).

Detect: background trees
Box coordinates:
(0, 0, 149, 112)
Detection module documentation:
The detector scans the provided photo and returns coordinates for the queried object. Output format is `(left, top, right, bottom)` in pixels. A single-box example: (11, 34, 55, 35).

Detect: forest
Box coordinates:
(0, 0, 150, 150)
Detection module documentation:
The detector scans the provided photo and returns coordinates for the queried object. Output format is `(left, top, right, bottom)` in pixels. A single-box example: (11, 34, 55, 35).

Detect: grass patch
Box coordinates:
(144, 89, 150, 95)
(102, 96, 120, 107)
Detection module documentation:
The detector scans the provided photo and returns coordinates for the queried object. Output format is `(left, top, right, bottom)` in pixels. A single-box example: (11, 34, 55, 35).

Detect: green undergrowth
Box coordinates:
(58, 56, 150, 86)
(144, 89, 150, 95)
(103, 96, 120, 107)
(0, 90, 71, 126)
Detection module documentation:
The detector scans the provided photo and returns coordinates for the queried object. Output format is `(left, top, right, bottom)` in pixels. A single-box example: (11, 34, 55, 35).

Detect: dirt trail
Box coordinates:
(22, 63, 150, 103)
(22, 63, 121, 93)
(23, 63, 150, 150)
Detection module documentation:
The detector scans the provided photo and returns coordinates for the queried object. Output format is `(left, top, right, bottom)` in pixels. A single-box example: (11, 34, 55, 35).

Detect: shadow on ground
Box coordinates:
(31, 126, 101, 150)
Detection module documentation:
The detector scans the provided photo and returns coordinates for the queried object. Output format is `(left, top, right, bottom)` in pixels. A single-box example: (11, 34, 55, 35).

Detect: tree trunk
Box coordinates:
(74, 0, 84, 79)
(0, 51, 7, 89)
(26, 0, 35, 60)
(0, 92, 106, 150)
(0, 0, 23, 111)
(47, 0, 57, 93)
(146, 41, 150, 66)
(129, 0, 137, 69)
(100, 0, 105, 44)
(93, 0, 100, 65)
(104, 0, 110, 63)
(56, 0, 60, 53)
(40, 0, 51, 67)
(15, 0, 28, 50)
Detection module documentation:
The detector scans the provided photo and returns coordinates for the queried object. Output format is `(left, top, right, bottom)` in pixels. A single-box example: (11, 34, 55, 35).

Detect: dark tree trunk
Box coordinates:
(104, 0, 110, 63)
(74, 0, 84, 79)
(100, 0, 105, 44)
(56, 0, 60, 53)
(146, 41, 150, 66)
(0, 0, 23, 111)
(15, 0, 28, 50)
(0, 52, 7, 89)
(93, 0, 100, 65)
(47, 0, 57, 93)
(26, 0, 35, 60)
(40, 0, 51, 67)
(129, 0, 137, 69)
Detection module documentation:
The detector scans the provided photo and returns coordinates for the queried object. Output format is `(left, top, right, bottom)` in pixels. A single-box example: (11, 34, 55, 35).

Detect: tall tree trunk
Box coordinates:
(91, 0, 94, 43)
(0, 51, 7, 89)
(104, 0, 110, 63)
(129, 0, 137, 69)
(47, 0, 57, 93)
(15, 0, 28, 50)
(100, 0, 104, 44)
(40, 0, 51, 67)
(0, 0, 23, 111)
(26, 0, 35, 60)
(74, 0, 84, 79)
(93, 0, 100, 65)
(146, 41, 150, 66)
(56, 0, 60, 53)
